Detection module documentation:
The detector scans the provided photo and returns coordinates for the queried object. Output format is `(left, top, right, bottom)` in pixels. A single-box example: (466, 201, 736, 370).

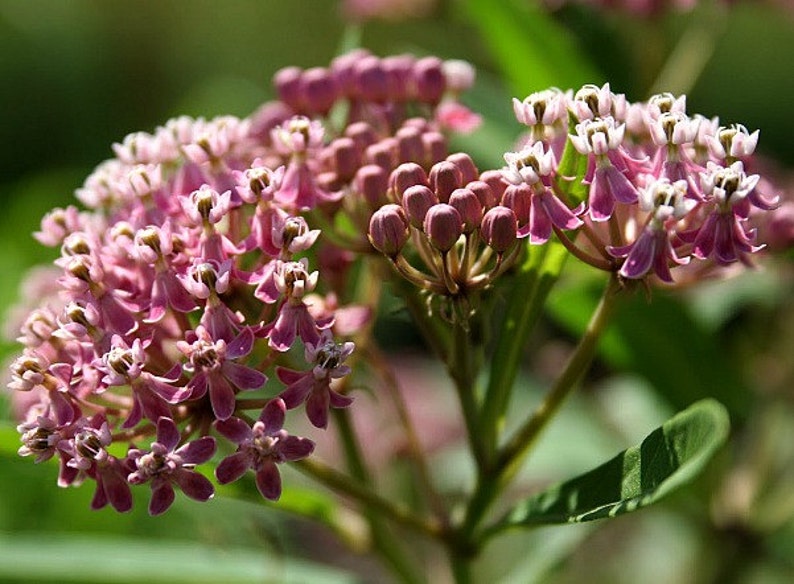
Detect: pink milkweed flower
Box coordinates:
(214, 398, 315, 501)
(502, 142, 584, 243)
(9, 352, 77, 425)
(181, 184, 233, 228)
(608, 178, 694, 282)
(707, 124, 760, 163)
(127, 417, 216, 515)
(683, 162, 766, 265)
(65, 415, 133, 512)
(94, 336, 188, 428)
(570, 117, 641, 221)
(34, 206, 84, 247)
(570, 83, 627, 122)
(277, 332, 355, 429)
(435, 102, 482, 134)
(177, 326, 266, 421)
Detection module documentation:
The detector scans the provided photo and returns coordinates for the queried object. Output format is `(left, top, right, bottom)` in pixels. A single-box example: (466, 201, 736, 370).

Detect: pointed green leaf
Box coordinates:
(462, 0, 600, 94)
(487, 399, 729, 532)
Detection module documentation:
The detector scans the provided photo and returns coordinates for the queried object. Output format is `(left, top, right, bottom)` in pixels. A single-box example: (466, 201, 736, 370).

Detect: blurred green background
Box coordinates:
(2, 1, 794, 583)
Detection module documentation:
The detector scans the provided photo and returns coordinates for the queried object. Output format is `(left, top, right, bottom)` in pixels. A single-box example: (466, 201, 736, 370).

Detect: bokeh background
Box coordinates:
(2, 1, 794, 583)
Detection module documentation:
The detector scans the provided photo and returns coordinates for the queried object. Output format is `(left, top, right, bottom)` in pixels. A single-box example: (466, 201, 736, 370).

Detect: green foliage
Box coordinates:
(487, 399, 729, 531)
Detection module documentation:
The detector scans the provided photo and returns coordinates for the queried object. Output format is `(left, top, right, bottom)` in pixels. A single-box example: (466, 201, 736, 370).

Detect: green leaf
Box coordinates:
(553, 115, 590, 206)
(0, 533, 359, 584)
(462, 0, 601, 95)
(487, 399, 729, 532)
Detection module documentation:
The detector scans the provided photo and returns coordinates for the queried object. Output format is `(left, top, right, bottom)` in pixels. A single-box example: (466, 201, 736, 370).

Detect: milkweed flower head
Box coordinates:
(5, 50, 784, 515)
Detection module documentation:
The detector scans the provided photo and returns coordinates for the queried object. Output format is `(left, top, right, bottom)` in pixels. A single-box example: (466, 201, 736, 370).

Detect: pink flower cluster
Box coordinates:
(504, 84, 779, 283)
(8, 49, 481, 515)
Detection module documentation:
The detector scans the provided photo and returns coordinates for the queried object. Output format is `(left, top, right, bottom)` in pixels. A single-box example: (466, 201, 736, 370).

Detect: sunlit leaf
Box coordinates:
(487, 399, 729, 532)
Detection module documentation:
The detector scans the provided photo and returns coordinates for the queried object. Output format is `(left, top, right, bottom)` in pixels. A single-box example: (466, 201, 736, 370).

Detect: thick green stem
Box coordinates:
(332, 409, 426, 584)
(450, 309, 488, 471)
(464, 274, 622, 533)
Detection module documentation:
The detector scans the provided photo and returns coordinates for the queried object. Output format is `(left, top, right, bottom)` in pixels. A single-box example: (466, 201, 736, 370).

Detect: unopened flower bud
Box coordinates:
(448, 188, 482, 233)
(345, 121, 378, 151)
(273, 66, 305, 111)
(366, 139, 397, 172)
(479, 170, 509, 202)
(369, 204, 410, 258)
(446, 153, 479, 184)
(429, 161, 463, 203)
(402, 185, 438, 228)
(329, 137, 361, 183)
(467, 180, 498, 210)
(300, 67, 339, 115)
(355, 56, 389, 103)
(383, 54, 415, 101)
(355, 164, 389, 210)
(422, 131, 448, 165)
(481, 206, 518, 253)
(501, 183, 532, 229)
(389, 162, 428, 201)
(413, 57, 446, 105)
(396, 126, 424, 164)
(442, 59, 476, 94)
(423, 203, 462, 252)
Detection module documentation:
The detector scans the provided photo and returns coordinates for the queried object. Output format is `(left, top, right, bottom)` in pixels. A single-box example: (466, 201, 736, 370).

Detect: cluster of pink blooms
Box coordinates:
(504, 84, 778, 282)
(7, 49, 479, 515)
(364, 84, 778, 297)
(7, 49, 778, 516)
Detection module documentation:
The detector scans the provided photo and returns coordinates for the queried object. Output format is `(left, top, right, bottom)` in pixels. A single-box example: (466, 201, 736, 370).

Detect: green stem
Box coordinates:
(450, 308, 487, 471)
(332, 409, 426, 584)
(464, 274, 622, 533)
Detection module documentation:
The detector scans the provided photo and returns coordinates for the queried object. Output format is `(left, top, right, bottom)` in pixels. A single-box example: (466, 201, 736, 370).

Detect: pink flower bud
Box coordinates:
(446, 152, 479, 184)
(501, 183, 532, 230)
(479, 170, 509, 202)
(429, 160, 463, 203)
(448, 188, 482, 233)
(329, 137, 361, 183)
(442, 59, 476, 93)
(423, 203, 462, 252)
(389, 162, 428, 201)
(402, 185, 438, 228)
(396, 126, 424, 164)
(422, 131, 448, 166)
(481, 206, 518, 253)
(345, 121, 378, 151)
(355, 56, 389, 103)
(383, 54, 415, 101)
(366, 139, 397, 173)
(369, 204, 410, 257)
(355, 164, 390, 210)
(413, 57, 446, 105)
(273, 66, 304, 111)
(300, 67, 339, 115)
(467, 180, 498, 210)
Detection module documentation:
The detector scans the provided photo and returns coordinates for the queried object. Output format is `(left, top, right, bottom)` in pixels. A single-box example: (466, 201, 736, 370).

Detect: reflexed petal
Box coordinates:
(208, 373, 236, 421)
(216, 452, 251, 484)
(279, 436, 315, 461)
(543, 193, 584, 231)
(174, 469, 215, 502)
(101, 463, 133, 513)
(603, 165, 638, 204)
(223, 361, 266, 390)
(149, 481, 176, 516)
(588, 173, 615, 222)
(255, 462, 282, 501)
(618, 230, 656, 280)
(226, 327, 254, 359)
(328, 390, 354, 409)
(214, 417, 253, 444)
(260, 398, 286, 431)
(306, 389, 330, 429)
(156, 417, 181, 452)
(176, 436, 216, 465)
(526, 201, 552, 244)
(278, 374, 313, 409)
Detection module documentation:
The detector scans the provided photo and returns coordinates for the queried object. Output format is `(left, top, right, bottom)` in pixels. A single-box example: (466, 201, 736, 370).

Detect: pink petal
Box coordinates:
(306, 390, 330, 429)
(618, 230, 656, 280)
(156, 417, 181, 452)
(260, 398, 286, 431)
(279, 436, 315, 461)
(226, 327, 254, 359)
(174, 469, 215, 502)
(149, 481, 176, 516)
(255, 462, 282, 501)
(527, 201, 552, 244)
(223, 362, 266, 391)
(216, 451, 251, 484)
(208, 374, 236, 421)
(214, 417, 253, 444)
(175, 436, 216, 465)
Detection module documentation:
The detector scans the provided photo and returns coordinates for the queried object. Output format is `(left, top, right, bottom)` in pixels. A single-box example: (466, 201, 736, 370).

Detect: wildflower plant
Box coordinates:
(4, 45, 785, 583)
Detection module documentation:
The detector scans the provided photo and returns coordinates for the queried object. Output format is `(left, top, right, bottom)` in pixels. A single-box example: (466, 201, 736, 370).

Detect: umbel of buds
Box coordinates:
(6, 49, 779, 517)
